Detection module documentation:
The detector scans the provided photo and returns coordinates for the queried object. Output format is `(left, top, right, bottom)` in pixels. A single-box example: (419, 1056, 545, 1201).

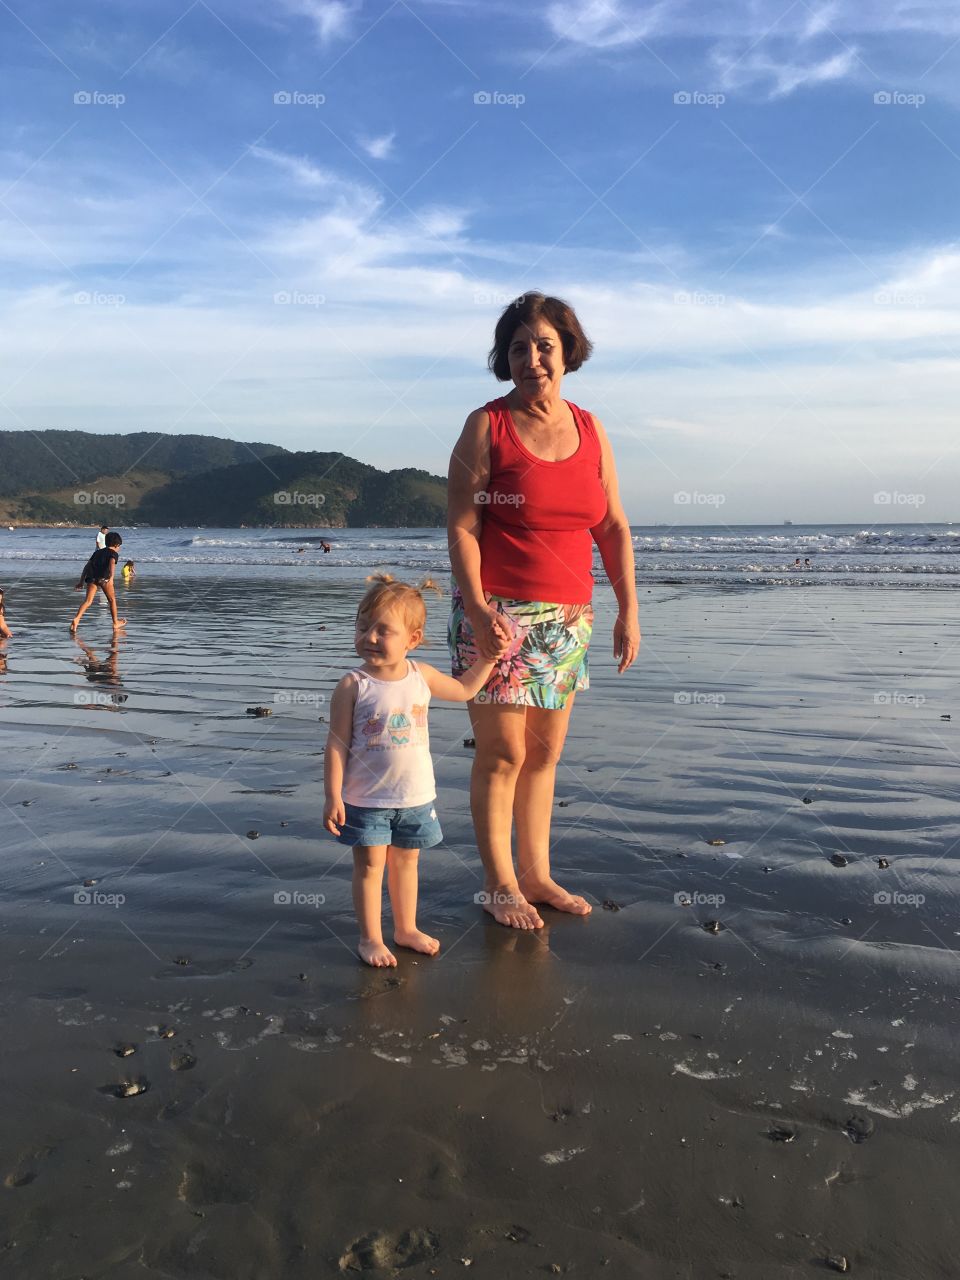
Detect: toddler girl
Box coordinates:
(323, 574, 496, 967)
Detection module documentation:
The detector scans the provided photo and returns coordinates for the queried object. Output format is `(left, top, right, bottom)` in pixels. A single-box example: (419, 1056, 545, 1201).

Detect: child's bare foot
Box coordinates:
(113, 619, 127, 630)
(480, 884, 543, 930)
(524, 878, 592, 916)
(69, 621, 78, 634)
(393, 928, 440, 956)
(358, 938, 397, 967)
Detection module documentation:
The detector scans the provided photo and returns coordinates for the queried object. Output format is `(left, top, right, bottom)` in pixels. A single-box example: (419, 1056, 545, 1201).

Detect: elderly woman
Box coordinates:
(447, 292, 640, 930)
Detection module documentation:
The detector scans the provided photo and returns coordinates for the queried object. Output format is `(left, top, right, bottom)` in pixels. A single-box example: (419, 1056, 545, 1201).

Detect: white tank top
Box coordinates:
(342, 659, 436, 808)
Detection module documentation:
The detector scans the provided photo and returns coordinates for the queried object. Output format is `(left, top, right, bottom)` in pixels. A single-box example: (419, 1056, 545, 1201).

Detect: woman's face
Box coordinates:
(507, 319, 564, 401)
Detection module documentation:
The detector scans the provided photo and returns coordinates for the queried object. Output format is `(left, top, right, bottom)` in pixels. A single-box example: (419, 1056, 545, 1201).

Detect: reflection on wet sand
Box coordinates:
(73, 636, 127, 708)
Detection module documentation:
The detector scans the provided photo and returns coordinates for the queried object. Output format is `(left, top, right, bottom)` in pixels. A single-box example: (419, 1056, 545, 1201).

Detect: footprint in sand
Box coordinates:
(339, 1229, 440, 1271)
(4, 1145, 57, 1188)
(170, 1052, 197, 1072)
(178, 1161, 252, 1207)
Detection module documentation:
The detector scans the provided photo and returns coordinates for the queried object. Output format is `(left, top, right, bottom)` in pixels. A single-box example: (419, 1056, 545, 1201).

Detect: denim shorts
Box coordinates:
(337, 800, 443, 850)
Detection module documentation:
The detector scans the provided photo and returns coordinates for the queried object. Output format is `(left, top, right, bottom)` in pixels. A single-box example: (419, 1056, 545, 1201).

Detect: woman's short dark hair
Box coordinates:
(487, 292, 593, 381)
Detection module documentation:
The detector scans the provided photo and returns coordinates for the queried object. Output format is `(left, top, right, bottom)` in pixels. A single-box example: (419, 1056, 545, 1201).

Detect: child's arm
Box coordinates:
(0, 608, 10, 639)
(323, 675, 357, 835)
(417, 655, 497, 704)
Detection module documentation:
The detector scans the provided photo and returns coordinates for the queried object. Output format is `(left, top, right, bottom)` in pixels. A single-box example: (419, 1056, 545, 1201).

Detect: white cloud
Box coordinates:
(359, 132, 396, 160)
(249, 144, 381, 213)
(713, 45, 858, 98)
(281, 0, 358, 43)
(545, 0, 663, 50)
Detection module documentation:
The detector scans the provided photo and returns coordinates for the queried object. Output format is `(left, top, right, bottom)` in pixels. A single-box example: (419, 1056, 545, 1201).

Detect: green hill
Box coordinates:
(0, 430, 286, 498)
(0, 431, 447, 527)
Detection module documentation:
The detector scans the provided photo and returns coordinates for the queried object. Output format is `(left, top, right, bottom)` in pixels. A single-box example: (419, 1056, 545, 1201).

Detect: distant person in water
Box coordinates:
(793, 558, 802, 569)
(0, 587, 12, 639)
(121, 560, 136, 580)
(71, 532, 126, 635)
(321, 540, 331, 553)
(804, 558, 812, 568)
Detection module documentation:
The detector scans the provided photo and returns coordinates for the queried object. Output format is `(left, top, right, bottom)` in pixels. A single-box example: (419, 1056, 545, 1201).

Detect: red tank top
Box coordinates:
(478, 397, 607, 605)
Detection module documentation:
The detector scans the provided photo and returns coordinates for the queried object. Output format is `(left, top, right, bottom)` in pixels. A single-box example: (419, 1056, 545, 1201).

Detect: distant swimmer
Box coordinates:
(297, 547, 306, 554)
(320, 540, 331, 553)
(804, 558, 812, 568)
(793, 558, 802, 569)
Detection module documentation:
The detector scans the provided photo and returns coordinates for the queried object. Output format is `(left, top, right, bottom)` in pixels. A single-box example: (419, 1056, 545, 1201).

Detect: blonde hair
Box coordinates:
(356, 573, 442, 634)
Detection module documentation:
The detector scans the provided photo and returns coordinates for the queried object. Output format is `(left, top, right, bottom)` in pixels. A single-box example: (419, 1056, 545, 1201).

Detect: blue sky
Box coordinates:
(2, 0, 960, 522)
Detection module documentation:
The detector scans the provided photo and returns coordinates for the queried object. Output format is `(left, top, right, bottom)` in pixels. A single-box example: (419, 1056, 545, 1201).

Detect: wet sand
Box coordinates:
(1, 574, 959, 1278)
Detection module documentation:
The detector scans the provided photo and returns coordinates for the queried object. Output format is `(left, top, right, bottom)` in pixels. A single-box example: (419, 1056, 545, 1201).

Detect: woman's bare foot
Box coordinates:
(524, 878, 593, 916)
(480, 884, 544, 930)
(393, 928, 440, 956)
(358, 939, 397, 967)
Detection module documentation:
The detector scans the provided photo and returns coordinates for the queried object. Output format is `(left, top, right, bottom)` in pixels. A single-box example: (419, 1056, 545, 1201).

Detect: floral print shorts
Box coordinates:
(448, 585, 593, 709)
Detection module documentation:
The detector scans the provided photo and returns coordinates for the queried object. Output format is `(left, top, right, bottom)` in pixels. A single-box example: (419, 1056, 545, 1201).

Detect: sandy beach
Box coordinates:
(2, 571, 959, 1278)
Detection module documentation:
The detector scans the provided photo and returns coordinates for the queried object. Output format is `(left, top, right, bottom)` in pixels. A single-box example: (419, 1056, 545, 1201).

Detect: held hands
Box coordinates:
(469, 604, 512, 660)
(614, 612, 641, 674)
(323, 796, 345, 836)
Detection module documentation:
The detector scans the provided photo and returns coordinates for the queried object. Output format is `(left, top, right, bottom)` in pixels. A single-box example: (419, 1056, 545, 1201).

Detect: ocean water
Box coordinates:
(0, 523, 957, 588)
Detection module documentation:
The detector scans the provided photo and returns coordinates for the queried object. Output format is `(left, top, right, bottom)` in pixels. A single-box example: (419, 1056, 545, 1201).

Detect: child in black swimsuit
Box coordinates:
(71, 532, 127, 635)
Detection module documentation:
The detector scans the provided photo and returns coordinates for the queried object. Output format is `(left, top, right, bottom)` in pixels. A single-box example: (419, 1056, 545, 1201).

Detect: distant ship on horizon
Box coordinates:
(783, 519, 793, 526)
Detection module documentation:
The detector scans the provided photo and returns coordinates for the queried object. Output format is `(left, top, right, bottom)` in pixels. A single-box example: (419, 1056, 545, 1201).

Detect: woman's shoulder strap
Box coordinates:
(567, 401, 601, 451)
(481, 397, 509, 449)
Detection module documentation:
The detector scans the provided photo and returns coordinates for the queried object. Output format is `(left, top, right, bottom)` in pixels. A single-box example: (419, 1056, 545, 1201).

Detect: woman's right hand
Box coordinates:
(468, 604, 512, 660)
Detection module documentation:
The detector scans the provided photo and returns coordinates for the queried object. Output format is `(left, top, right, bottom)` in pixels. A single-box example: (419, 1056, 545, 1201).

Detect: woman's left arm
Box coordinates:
(589, 418, 640, 673)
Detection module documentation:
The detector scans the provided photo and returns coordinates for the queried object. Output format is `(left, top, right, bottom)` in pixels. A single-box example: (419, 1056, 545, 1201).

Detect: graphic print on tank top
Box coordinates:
(343, 660, 436, 808)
